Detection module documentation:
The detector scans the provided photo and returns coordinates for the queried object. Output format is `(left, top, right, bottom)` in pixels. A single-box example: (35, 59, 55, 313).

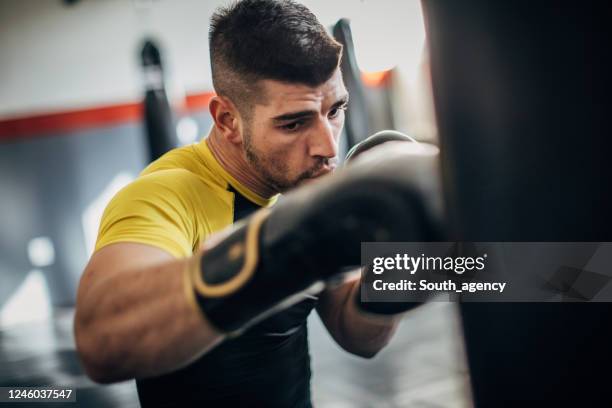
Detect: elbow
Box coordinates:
(347, 345, 384, 359)
(74, 313, 129, 384)
(74, 325, 106, 383)
(75, 331, 127, 384)
(74, 270, 134, 384)
(74, 322, 108, 383)
(336, 325, 392, 360)
(336, 334, 388, 359)
(79, 353, 122, 385)
(338, 326, 393, 359)
(82, 363, 119, 385)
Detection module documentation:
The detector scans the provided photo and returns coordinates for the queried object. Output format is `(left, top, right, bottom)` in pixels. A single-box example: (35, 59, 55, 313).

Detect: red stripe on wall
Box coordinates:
(361, 70, 392, 87)
(184, 92, 215, 112)
(0, 103, 142, 141)
(0, 92, 215, 142)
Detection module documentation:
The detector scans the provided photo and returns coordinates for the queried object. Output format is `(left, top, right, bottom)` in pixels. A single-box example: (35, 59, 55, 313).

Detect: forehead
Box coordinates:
(256, 69, 347, 114)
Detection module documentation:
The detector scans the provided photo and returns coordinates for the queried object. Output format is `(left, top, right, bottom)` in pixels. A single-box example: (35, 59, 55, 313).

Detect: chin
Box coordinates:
(297, 175, 324, 187)
(297, 179, 315, 186)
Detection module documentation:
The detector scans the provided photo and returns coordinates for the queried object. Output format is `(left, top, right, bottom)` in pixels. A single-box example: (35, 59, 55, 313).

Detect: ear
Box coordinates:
(209, 96, 244, 145)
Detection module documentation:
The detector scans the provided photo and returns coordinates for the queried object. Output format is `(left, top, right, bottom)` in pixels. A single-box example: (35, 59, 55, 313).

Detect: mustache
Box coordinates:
(299, 157, 339, 180)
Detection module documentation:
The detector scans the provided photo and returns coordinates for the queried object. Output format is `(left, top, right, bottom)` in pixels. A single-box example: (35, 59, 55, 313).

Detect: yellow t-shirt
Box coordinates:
(95, 139, 278, 258)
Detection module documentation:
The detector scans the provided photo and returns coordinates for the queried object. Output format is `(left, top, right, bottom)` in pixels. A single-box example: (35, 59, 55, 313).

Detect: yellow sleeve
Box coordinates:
(95, 169, 201, 258)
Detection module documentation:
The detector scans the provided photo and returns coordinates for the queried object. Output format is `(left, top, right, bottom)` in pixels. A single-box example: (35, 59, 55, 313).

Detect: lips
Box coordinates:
(311, 165, 337, 178)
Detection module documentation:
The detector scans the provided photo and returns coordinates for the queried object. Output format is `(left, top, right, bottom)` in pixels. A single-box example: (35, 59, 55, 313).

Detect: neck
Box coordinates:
(206, 127, 278, 199)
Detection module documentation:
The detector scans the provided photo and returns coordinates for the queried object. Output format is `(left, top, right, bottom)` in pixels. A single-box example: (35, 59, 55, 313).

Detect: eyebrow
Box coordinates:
(272, 94, 350, 123)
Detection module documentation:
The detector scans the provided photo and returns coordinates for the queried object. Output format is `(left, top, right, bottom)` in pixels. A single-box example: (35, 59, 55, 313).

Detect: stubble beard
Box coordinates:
(243, 129, 294, 192)
(243, 129, 331, 193)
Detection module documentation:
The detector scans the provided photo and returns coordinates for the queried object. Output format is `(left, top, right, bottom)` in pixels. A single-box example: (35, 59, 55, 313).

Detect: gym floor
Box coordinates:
(0, 303, 470, 407)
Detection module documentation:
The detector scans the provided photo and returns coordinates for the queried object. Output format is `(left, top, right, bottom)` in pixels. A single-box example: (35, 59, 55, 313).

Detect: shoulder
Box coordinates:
(111, 168, 233, 233)
(96, 169, 221, 257)
(122, 168, 224, 203)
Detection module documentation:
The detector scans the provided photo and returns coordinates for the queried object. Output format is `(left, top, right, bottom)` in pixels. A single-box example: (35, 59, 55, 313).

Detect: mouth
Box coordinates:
(296, 165, 337, 186)
(310, 164, 337, 179)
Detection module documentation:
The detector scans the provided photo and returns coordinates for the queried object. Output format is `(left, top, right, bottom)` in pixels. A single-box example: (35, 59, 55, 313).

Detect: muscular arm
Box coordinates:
(74, 243, 223, 383)
(316, 272, 400, 358)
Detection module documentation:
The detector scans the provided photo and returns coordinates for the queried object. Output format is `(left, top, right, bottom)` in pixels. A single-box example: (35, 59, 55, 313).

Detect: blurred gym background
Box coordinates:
(0, 0, 468, 407)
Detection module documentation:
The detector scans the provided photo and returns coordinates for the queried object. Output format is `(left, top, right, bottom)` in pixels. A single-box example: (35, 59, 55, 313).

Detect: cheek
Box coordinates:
(273, 140, 306, 167)
(272, 138, 313, 176)
(256, 131, 297, 165)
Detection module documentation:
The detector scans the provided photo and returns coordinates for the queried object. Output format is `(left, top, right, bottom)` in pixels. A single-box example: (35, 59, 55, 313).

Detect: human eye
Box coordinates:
(328, 103, 348, 119)
(279, 120, 305, 132)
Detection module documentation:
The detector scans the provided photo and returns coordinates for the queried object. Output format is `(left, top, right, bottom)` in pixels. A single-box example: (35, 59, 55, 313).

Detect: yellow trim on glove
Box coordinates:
(189, 208, 270, 298)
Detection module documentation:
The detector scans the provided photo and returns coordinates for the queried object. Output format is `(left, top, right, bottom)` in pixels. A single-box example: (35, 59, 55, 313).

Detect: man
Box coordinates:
(74, 1, 414, 406)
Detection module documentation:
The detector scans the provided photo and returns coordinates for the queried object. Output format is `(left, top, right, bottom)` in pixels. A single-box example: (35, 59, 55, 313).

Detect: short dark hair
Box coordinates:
(209, 0, 343, 118)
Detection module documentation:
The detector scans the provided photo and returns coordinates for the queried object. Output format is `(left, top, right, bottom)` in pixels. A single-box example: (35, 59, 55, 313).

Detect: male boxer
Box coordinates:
(74, 1, 439, 406)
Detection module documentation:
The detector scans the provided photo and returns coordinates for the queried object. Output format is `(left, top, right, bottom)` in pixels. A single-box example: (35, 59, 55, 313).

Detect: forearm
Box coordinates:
(337, 280, 401, 358)
(75, 251, 223, 383)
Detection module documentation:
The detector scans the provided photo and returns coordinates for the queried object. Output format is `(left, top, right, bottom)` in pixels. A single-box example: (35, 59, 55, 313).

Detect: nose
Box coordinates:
(308, 119, 338, 159)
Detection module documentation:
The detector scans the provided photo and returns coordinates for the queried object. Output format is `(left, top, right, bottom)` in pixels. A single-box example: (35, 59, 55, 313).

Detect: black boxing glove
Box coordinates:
(345, 129, 417, 163)
(184, 141, 442, 336)
(345, 130, 442, 316)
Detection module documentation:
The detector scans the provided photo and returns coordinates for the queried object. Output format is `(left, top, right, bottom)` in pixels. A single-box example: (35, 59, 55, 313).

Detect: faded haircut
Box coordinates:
(209, 0, 343, 120)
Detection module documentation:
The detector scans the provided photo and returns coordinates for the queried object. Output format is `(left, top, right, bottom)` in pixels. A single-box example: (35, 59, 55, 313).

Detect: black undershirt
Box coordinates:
(136, 187, 317, 407)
